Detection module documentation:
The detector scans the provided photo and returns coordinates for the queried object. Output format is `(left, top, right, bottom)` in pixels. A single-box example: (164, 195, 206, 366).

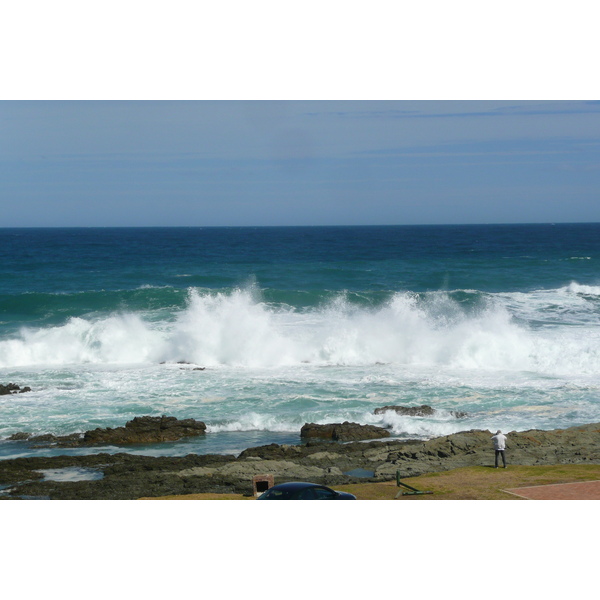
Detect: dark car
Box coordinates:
(257, 481, 356, 500)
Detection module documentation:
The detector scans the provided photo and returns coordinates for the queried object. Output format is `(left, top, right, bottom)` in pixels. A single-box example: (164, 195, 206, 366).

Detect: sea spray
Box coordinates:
(163, 287, 297, 367)
(1, 286, 599, 377)
(0, 314, 164, 367)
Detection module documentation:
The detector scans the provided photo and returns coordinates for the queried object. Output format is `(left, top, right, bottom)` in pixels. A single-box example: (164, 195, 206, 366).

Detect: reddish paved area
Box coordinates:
(504, 480, 600, 500)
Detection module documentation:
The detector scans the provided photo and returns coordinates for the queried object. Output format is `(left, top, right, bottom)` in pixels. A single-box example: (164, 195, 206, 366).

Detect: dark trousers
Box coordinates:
(495, 449, 506, 467)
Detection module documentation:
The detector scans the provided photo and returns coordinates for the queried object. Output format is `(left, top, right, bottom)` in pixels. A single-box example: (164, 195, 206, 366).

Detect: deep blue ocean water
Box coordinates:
(1, 224, 600, 460)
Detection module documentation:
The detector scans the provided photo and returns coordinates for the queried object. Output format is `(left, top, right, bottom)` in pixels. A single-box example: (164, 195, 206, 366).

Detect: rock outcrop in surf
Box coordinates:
(82, 415, 207, 445)
(7, 415, 206, 446)
(0, 383, 32, 395)
(300, 421, 391, 441)
(374, 404, 468, 418)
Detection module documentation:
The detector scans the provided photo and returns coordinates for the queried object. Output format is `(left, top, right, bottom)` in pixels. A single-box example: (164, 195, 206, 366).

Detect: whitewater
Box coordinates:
(1, 225, 599, 459)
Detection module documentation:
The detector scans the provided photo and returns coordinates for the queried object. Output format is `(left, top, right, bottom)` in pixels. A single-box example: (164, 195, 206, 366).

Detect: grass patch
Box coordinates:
(141, 464, 600, 500)
(338, 464, 600, 500)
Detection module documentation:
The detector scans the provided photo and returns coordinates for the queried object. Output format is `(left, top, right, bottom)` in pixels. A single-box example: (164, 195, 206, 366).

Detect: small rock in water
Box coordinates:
(374, 405, 468, 418)
(0, 383, 32, 396)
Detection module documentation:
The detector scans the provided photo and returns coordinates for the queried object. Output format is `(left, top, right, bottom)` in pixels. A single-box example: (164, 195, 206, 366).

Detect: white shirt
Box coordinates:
(492, 433, 507, 450)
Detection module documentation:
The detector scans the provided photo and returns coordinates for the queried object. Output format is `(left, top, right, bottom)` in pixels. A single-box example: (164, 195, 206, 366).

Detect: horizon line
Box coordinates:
(1, 221, 599, 230)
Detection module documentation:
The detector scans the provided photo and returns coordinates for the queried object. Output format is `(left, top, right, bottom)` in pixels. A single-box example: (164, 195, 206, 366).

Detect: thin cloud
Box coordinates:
(305, 100, 600, 121)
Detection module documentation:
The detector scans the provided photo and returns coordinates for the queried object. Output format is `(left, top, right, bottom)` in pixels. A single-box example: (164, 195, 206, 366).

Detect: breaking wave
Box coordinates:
(1, 285, 599, 377)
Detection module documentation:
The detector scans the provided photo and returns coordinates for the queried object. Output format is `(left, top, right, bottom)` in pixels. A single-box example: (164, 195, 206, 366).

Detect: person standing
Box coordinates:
(491, 430, 508, 468)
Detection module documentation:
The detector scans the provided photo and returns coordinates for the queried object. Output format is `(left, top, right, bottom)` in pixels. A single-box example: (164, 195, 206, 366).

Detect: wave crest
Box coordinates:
(0, 286, 598, 376)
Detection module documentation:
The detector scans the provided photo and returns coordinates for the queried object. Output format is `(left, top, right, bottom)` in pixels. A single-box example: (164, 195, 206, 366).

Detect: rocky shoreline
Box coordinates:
(7, 415, 208, 446)
(1, 419, 599, 500)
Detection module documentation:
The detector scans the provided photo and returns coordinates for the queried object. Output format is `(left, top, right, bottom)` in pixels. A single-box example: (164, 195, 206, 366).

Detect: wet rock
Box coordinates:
(4, 415, 206, 447)
(7, 432, 83, 445)
(82, 415, 206, 445)
(0, 452, 238, 499)
(238, 443, 304, 460)
(300, 421, 391, 441)
(374, 405, 468, 418)
(0, 383, 32, 396)
(7, 432, 32, 441)
(375, 405, 436, 417)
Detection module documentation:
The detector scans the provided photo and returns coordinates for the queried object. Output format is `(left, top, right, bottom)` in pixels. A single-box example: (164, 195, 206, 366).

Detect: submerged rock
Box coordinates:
(374, 405, 468, 418)
(300, 421, 391, 441)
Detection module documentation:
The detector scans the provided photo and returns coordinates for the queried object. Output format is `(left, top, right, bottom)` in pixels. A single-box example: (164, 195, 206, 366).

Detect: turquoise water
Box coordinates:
(1, 224, 600, 459)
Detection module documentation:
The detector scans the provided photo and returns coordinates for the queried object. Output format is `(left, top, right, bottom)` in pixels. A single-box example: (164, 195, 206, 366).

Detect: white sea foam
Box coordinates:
(206, 412, 300, 433)
(496, 284, 600, 327)
(375, 412, 465, 438)
(1, 286, 599, 380)
(564, 282, 600, 295)
(0, 314, 164, 367)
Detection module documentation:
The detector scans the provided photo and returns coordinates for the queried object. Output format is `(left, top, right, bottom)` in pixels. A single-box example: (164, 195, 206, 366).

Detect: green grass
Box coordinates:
(335, 464, 600, 500)
(142, 464, 600, 500)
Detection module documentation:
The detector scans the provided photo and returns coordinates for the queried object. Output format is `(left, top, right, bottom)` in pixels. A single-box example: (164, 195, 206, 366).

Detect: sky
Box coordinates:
(2, 100, 600, 227)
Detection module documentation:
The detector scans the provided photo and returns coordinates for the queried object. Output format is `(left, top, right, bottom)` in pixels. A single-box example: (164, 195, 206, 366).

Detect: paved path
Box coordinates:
(504, 480, 600, 500)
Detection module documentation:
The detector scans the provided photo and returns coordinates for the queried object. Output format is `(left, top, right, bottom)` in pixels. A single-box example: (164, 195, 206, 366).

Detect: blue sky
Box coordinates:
(2, 100, 600, 227)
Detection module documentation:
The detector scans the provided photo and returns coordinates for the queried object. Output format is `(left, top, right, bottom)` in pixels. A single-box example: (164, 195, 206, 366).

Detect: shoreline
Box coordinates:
(1, 421, 599, 499)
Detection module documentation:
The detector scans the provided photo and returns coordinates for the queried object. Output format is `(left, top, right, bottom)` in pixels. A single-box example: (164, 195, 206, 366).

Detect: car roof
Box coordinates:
(269, 482, 325, 491)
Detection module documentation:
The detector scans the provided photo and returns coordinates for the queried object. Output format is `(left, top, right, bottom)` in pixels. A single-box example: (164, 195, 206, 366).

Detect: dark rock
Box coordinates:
(375, 405, 436, 416)
(5, 432, 84, 446)
(4, 415, 206, 447)
(374, 404, 468, 418)
(0, 383, 20, 395)
(300, 421, 391, 442)
(7, 432, 32, 441)
(238, 443, 295, 460)
(375, 423, 600, 479)
(0, 383, 32, 396)
(0, 452, 238, 499)
(29, 434, 62, 443)
(82, 415, 206, 445)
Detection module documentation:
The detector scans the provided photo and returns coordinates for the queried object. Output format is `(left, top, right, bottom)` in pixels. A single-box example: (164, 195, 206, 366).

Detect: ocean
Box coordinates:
(1, 224, 600, 460)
